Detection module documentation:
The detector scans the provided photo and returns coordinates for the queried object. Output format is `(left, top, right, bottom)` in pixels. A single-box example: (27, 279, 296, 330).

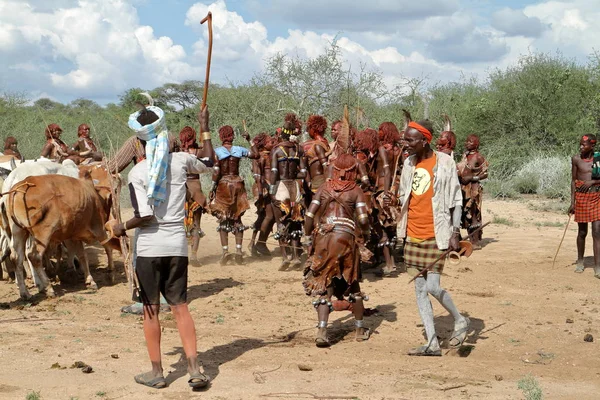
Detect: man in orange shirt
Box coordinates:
(397, 120, 469, 356)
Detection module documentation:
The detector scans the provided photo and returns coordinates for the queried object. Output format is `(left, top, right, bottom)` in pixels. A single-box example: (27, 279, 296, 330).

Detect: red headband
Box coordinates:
(408, 121, 432, 143)
(583, 135, 597, 144)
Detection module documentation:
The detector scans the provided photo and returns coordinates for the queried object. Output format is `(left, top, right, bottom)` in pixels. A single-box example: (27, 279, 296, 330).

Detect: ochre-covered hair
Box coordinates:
(77, 124, 90, 137)
(354, 128, 379, 154)
(467, 134, 480, 148)
(45, 123, 62, 139)
(4, 136, 17, 150)
(378, 122, 400, 146)
(437, 130, 456, 150)
(252, 132, 270, 150)
(283, 113, 299, 132)
(219, 125, 235, 143)
(306, 115, 328, 137)
(332, 153, 357, 181)
(179, 126, 197, 151)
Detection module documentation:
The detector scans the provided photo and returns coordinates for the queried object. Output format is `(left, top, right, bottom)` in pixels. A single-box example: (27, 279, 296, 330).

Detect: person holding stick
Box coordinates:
(110, 102, 214, 389)
(397, 119, 469, 356)
(568, 134, 600, 278)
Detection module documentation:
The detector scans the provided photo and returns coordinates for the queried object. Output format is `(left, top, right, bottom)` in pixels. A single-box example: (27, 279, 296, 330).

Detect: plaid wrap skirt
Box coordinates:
(404, 238, 445, 277)
(575, 180, 600, 223)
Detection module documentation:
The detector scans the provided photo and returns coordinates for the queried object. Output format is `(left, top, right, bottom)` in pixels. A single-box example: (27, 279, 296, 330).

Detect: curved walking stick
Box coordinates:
(200, 11, 213, 109)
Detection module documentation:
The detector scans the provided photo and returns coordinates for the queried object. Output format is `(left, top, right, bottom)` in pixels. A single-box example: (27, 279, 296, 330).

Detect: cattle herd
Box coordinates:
(0, 156, 121, 300)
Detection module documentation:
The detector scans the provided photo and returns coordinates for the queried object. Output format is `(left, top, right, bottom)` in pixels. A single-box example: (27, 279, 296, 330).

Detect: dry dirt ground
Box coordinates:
(0, 196, 599, 400)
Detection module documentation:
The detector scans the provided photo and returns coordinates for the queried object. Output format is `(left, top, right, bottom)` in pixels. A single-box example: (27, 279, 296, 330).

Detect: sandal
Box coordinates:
(134, 372, 167, 389)
(188, 371, 210, 389)
(315, 328, 330, 348)
(407, 345, 441, 357)
(355, 327, 371, 342)
(449, 317, 471, 348)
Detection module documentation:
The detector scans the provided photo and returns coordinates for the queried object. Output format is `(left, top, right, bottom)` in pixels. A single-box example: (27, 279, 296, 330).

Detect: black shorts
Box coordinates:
(135, 256, 188, 305)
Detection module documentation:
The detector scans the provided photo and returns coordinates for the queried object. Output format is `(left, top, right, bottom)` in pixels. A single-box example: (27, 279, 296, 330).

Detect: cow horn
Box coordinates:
(442, 113, 452, 132)
(402, 109, 412, 131)
(139, 92, 154, 107)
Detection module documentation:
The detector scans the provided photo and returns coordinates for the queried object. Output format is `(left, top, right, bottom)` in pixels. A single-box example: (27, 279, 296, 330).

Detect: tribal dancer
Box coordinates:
(353, 128, 396, 275)
(210, 126, 258, 265)
(270, 113, 307, 269)
(303, 151, 371, 347)
(398, 119, 469, 356)
(71, 124, 103, 162)
(569, 134, 600, 278)
(180, 126, 208, 264)
(436, 115, 457, 158)
(457, 135, 488, 249)
(303, 115, 330, 202)
(248, 133, 276, 257)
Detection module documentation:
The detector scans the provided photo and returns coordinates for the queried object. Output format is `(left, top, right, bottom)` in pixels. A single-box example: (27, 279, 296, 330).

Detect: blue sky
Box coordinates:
(1, 0, 598, 104)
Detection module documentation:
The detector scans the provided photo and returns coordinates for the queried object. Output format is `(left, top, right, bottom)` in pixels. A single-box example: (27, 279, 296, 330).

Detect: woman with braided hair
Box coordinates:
(353, 128, 396, 275)
(303, 153, 372, 347)
(302, 115, 330, 200)
(270, 113, 308, 269)
(248, 133, 276, 257)
(179, 126, 208, 264)
(209, 125, 259, 265)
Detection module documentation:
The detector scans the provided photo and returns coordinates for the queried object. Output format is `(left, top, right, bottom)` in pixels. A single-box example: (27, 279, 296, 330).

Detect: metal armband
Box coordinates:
(305, 211, 315, 219)
(269, 184, 276, 196)
(200, 131, 212, 141)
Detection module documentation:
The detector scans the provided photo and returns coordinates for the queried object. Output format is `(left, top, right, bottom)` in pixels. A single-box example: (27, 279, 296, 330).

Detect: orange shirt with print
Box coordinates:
(407, 153, 436, 240)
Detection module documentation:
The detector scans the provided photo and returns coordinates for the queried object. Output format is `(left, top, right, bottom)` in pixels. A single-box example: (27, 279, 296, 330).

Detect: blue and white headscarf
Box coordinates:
(128, 106, 170, 207)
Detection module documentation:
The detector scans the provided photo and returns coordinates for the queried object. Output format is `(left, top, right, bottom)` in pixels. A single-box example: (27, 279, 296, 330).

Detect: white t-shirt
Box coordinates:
(128, 152, 210, 257)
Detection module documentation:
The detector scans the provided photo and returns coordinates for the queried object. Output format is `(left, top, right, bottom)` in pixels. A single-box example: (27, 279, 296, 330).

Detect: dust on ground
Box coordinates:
(0, 196, 599, 400)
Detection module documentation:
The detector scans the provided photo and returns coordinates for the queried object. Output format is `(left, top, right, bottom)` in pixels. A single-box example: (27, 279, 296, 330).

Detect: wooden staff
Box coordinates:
(407, 222, 491, 284)
(200, 11, 213, 109)
(102, 159, 136, 293)
(552, 214, 572, 268)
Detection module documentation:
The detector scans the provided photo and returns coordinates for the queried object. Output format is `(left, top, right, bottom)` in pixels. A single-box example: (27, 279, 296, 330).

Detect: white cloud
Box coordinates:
(1, 0, 599, 103)
(491, 8, 546, 38)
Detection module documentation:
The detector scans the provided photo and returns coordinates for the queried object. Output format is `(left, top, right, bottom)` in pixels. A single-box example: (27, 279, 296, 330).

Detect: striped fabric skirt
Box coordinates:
(404, 237, 445, 277)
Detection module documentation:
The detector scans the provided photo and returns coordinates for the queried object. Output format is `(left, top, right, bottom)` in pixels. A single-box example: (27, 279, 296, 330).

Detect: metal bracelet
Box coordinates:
(358, 213, 368, 220)
(356, 202, 366, 207)
(355, 319, 364, 328)
(271, 168, 278, 172)
(300, 168, 307, 173)
(361, 175, 369, 181)
(201, 131, 212, 141)
(311, 199, 321, 205)
(305, 211, 315, 218)
(317, 321, 327, 328)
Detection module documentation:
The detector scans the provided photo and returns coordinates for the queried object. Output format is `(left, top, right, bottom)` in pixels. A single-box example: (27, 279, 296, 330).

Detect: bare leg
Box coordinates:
(592, 221, 600, 278)
(352, 295, 370, 341)
(138, 304, 164, 381)
(234, 223, 245, 265)
(576, 223, 587, 273)
(219, 228, 230, 265)
(413, 276, 440, 351)
(171, 303, 209, 387)
(190, 213, 202, 264)
(315, 287, 334, 347)
(426, 273, 469, 347)
(255, 205, 274, 256)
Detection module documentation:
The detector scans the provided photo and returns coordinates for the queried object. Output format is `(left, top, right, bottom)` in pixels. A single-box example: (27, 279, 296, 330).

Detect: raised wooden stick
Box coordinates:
(200, 12, 213, 109)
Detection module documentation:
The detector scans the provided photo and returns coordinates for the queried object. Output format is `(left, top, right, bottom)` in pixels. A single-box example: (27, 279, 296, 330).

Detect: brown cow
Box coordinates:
(5, 173, 119, 299)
